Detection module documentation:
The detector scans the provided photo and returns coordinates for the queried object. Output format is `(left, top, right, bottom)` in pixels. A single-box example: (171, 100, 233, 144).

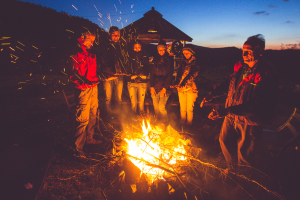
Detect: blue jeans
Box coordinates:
(74, 86, 98, 151)
(127, 82, 147, 114)
(103, 77, 123, 112)
(178, 91, 198, 125)
(151, 92, 170, 118)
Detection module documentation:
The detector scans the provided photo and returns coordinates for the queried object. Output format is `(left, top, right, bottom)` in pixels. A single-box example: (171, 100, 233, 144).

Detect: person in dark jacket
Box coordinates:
(68, 31, 102, 158)
(173, 46, 199, 126)
(201, 34, 279, 169)
(127, 40, 150, 115)
(101, 26, 130, 113)
(150, 41, 174, 120)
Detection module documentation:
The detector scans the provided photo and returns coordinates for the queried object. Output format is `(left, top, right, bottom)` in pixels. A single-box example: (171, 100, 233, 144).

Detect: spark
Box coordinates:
(0, 37, 10, 40)
(66, 29, 74, 33)
(98, 12, 102, 18)
(18, 87, 22, 90)
(61, 71, 67, 76)
(32, 45, 38, 49)
(31, 60, 38, 62)
(30, 73, 32, 76)
(114, 4, 117, 12)
(107, 14, 112, 27)
(121, 22, 123, 28)
(17, 41, 25, 46)
(1, 43, 10, 45)
(9, 47, 15, 51)
(120, 11, 122, 14)
(132, 10, 134, 13)
(10, 54, 18, 58)
(40, 98, 45, 99)
(131, 4, 134, 8)
(93, 4, 98, 11)
(16, 46, 24, 51)
(105, 28, 109, 31)
(18, 82, 26, 84)
(126, 20, 127, 22)
(11, 61, 16, 63)
(72, 5, 78, 10)
(119, 0, 121, 4)
(98, 18, 104, 24)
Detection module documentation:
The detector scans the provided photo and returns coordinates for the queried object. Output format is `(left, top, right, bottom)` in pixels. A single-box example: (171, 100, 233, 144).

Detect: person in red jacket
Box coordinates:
(69, 31, 102, 158)
(201, 34, 279, 170)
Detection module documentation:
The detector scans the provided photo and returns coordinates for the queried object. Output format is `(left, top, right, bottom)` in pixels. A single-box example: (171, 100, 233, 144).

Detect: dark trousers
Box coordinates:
(219, 116, 263, 167)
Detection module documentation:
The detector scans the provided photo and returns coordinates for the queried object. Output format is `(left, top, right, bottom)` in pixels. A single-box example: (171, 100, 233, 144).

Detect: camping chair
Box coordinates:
(62, 90, 100, 132)
(276, 108, 300, 153)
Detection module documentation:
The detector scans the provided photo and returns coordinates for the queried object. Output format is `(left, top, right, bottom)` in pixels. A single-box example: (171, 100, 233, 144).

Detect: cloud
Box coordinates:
(286, 21, 293, 23)
(253, 11, 269, 15)
(268, 5, 277, 8)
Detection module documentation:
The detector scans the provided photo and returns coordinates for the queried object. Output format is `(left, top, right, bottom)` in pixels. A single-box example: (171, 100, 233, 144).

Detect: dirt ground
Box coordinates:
(1, 74, 300, 200)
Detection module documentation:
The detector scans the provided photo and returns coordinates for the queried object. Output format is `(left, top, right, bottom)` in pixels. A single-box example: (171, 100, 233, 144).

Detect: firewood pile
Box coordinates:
(95, 119, 286, 200)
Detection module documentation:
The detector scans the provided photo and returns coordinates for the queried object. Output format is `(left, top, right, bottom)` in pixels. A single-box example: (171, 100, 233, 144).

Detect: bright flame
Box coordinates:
(124, 121, 190, 181)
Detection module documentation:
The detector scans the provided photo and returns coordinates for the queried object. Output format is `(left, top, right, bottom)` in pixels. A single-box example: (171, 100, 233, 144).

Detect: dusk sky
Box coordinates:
(19, 0, 300, 49)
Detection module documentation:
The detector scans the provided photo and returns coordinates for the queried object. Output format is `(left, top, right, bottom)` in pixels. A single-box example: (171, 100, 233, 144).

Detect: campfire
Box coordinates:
(123, 120, 191, 182)
(103, 119, 285, 200)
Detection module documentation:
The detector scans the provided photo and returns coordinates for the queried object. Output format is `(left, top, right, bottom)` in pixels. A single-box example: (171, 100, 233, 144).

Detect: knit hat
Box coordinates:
(182, 46, 195, 55)
(157, 40, 166, 50)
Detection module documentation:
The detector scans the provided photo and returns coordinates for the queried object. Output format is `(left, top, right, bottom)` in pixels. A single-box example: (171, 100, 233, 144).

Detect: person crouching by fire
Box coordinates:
(101, 26, 130, 115)
(127, 40, 150, 116)
(172, 45, 199, 129)
(68, 31, 102, 158)
(149, 41, 174, 122)
(201, 34, 279, 170)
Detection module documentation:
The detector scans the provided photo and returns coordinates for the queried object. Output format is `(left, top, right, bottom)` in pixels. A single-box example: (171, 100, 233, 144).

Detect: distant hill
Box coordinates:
(0, 0, 107, 75)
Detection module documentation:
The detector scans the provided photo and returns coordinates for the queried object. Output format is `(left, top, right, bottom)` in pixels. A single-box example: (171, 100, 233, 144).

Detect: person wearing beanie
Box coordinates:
(100, 26, 130, 114)
(173, 45, 199, 127)
(127, 40, 150, 116)
(201, 34, 279, 170)
(149, 41, 174, 121)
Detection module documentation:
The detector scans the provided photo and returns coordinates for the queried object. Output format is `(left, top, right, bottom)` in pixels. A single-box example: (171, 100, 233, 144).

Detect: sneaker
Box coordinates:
(86, 138, 102, 144)
(74, 149, 86, 158)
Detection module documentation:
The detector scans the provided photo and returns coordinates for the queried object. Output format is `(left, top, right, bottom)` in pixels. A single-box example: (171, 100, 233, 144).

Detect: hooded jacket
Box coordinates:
(211, 58, 279, 125)
(150, 53, 174, 93)
(68, 38, 99, 89)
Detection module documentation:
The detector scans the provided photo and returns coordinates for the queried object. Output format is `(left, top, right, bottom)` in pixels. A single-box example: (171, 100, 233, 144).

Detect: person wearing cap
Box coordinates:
(101, 26, 130, 114)
(149, 41, 174, 121)
(127, 41, 150, 116)
(68, 31, 102, 158)
(201, 34, 279, 170)
(173, 45, 199, 127)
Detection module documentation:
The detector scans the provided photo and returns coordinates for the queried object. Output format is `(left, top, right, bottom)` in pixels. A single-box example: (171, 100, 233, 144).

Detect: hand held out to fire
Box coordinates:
(208, 109, 222, 120)
(200, 93, 214, 108)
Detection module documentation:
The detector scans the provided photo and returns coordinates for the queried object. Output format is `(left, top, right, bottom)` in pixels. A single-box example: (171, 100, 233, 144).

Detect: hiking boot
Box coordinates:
(74, 149, 86, 158)
(86, 138, 102, 145)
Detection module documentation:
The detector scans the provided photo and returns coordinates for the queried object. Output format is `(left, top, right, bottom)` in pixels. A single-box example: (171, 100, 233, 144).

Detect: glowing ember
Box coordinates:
(124, 121, 191, 181)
